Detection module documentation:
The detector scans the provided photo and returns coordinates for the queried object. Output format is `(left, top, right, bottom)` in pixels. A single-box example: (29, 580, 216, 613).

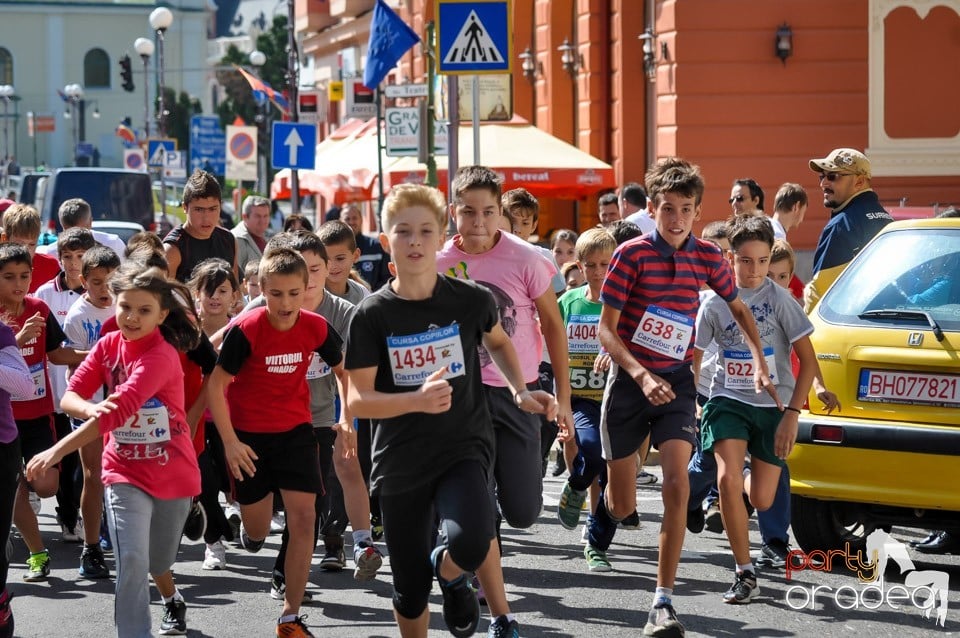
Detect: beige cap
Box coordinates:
(809, 148, 871, 179)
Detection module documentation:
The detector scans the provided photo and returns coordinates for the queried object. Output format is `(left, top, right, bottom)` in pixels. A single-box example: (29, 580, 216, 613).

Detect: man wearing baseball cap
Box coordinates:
(803, 148, 893, 313)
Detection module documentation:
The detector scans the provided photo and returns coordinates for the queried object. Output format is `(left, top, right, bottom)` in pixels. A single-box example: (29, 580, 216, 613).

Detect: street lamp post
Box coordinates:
(249, 49, 267, 195)
(149, 6, 173, 217)
(0, 85, 14, 183)
(134, 37, 155, 140)
(63, 83, 84, 166)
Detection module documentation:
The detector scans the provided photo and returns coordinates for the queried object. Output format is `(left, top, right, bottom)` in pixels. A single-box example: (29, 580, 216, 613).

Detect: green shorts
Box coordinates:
(700, 396, 785, 468)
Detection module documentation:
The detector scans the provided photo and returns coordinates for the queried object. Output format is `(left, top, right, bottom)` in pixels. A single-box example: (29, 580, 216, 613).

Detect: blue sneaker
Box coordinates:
(431, 545, 480, 638)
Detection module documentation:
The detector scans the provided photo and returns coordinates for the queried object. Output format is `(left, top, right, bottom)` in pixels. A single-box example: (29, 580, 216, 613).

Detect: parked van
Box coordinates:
(34, 168, 153, 235)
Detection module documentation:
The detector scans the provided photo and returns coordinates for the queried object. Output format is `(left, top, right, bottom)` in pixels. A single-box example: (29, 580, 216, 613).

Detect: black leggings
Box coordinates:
(53, 413, 80, 527)
(0, 438, 20, 589)
(200, 423, 235, 544)
(380, 461, 494, 619)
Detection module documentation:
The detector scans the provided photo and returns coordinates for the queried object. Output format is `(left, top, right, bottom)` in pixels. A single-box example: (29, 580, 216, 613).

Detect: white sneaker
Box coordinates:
(202, 541, 226, 570)
(60, 518, 83, 543)
(269, 512, 285, 534)
(28, 492, 40, 514)
(580, 525, 589, 544)
(224, 502, 241, 539)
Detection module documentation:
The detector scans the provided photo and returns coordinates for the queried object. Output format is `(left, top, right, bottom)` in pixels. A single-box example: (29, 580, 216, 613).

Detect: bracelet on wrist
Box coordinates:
(784, 406, 801, 414)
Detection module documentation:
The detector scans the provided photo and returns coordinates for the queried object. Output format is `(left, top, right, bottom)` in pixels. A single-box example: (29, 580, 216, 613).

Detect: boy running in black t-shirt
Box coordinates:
(344, 184, 557, 638)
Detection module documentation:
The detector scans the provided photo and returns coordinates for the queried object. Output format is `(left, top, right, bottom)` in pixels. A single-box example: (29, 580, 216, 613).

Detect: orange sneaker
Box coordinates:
(276, 616, 315, 638)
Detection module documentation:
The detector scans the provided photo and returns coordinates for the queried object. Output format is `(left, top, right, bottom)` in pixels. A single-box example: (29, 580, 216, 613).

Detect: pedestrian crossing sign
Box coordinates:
(437, 0, 512, 75)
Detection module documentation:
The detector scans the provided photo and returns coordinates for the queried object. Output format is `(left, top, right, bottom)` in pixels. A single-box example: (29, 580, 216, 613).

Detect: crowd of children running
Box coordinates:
(0, 157, 837, 638)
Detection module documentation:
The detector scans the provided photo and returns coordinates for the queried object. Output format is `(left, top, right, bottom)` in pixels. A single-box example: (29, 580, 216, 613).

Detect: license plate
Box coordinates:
(858, 369, 960, 407)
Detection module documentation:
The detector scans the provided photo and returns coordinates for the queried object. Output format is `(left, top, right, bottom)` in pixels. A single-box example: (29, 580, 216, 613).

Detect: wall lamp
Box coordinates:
(776, 23, 793, 64)
(518, 46, 542, 81)
(558, 38, 582, 76)
(638, 28, 663, 80)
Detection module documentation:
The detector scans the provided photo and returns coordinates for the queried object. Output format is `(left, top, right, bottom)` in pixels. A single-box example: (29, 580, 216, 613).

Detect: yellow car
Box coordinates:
(790, 217, 960, 553)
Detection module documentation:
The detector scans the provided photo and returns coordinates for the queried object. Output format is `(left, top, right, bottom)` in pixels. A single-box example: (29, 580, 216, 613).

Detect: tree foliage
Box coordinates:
(216, 15, 291, 128)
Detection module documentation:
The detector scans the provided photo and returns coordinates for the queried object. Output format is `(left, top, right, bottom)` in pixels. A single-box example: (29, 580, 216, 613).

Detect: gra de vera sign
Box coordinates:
(385, 107, 448, 157)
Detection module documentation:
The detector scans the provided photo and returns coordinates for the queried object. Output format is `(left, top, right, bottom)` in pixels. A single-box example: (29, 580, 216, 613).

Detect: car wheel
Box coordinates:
(791, 494, 873, 555)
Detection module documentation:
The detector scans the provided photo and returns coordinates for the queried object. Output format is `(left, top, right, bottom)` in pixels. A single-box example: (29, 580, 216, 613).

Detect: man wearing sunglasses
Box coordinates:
(804, 148, 893, 313)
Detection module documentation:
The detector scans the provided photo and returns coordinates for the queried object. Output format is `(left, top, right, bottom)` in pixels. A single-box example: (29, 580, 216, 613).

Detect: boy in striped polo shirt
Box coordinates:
(596, 158, 780, 638)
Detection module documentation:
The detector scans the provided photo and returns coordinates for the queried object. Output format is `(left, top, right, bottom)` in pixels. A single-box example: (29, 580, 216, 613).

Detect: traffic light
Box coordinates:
(120, 55, 135, 92)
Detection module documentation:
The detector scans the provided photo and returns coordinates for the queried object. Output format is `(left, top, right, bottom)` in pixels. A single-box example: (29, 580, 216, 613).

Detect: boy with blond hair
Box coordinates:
(1, 204, 60, 293)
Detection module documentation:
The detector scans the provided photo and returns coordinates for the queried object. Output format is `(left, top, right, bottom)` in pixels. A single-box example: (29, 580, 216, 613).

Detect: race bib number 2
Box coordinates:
(631, 305, 694, 361)
(114, 397, 171, 445)
(387, 325, 466, 387)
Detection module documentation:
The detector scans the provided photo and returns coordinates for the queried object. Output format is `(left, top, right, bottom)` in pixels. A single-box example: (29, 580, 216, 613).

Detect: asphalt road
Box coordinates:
(7, 468, 960, 637)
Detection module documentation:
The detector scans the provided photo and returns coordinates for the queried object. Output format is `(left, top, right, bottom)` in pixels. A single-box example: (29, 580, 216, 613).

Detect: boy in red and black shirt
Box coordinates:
(597, 158, 778, 638)
(207, 246, 346, 638)
(0, 243, 86, 582)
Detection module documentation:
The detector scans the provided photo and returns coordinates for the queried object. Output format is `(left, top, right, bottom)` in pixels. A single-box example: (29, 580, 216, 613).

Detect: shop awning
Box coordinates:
(272, 118, 615, 202)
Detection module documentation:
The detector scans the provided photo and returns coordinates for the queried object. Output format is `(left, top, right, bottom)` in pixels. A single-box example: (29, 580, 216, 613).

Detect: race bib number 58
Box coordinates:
(387, 325, 467, 387)
(631, 305, 694, 361)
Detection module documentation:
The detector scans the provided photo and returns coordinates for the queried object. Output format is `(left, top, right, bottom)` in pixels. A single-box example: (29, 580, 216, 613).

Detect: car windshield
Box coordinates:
(51, 172, 153, 231)
(819, 227, 960, 331)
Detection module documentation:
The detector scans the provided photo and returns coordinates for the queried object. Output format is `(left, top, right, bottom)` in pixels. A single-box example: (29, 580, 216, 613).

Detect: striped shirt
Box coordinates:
(600, 231, 737, 372)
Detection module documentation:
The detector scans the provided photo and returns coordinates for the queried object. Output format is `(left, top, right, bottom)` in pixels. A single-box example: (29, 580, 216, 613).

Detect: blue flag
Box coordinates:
(363, 0, 420, 90)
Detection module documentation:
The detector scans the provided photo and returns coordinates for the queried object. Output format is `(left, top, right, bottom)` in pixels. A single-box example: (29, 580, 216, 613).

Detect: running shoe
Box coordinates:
(370, 514, 384, 542)
(202, 540, 226, 570)
(642, 602, 685, 637)
(431, 545, 480, 638)
(276, 615, 315, 638)
(619, 510, 641, 530)
(686, 506, 705, 534)
(757, 538, 797, 569)
(703, 502, 723, 534)
(182, 502, 206, 542)
(159, 600, 187, 635)
(57, 510, 83, 543)
(353, 540, 383, 581)
(583, 544, 612, 572)
(487, 615, 520, 638)
(319, 545, 345, 571)
(23, 550, 50, 582)
(270, 571, 315, 603)
(0, 589, 12, 638)
(225, 503, 241, 540)
(557, 482, 587, 530)
(270, 511, 285, 534)
(636, 470, 659, 485)
(240, 524, 265, 553)
(723, 570, 759, 604)
(79, 545, 110, 579)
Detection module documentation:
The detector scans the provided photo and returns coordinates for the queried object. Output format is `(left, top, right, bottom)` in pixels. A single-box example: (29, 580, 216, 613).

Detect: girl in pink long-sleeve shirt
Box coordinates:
(26, 263, 201, 638)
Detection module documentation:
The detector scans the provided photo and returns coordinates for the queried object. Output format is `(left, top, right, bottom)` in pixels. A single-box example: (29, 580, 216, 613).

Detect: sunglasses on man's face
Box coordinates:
(728, 195, 745, 204)
(818, 172, 853, 182)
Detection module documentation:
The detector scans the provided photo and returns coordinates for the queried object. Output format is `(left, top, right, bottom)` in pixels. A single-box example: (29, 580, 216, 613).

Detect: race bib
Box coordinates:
(114, 398, 171, 445)
(387, 325, 467, 387)
(631, 305, 694, 360)
(306, 352, 332, 380)
(723, 347, 777, 390)
(566, 315, 600, 354)
(11, 362, 46, 402)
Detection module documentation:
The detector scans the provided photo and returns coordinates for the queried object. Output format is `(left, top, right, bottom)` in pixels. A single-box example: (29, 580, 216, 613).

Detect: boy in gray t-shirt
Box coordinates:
(693, 216, 817, 606)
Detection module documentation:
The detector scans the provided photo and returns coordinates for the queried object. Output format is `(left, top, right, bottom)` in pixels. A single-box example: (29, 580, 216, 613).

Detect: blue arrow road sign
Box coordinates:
(271, 122, 316, 170)
(438, 0, 512, 74)
(147, 139, 176, 167)
(189, 115, 226, 175)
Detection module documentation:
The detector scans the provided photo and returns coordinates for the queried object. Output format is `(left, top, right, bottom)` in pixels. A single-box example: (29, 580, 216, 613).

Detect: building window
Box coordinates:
(0, 48, 12, 85)
(868, 0, 960, 176)
(84, 48, 110, 89)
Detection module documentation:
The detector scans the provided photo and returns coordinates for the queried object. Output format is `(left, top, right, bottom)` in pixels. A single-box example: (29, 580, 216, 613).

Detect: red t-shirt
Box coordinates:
(789, 274, 804, 303)
(29, 253, 61, 294)
(218, 307, 343, 433)
(6, 296, 65, 420)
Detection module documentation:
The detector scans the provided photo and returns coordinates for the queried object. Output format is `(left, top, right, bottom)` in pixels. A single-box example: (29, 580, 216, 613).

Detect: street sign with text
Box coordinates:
(189, 115, 226, 175)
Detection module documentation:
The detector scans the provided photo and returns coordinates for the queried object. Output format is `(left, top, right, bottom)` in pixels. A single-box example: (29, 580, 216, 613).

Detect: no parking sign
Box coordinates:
(226, 125, 258, 181)
(124, 148, 147, 172)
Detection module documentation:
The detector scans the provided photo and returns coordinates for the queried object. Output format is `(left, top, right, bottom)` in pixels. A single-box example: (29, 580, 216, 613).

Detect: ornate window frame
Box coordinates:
(867, 0, 960, 176)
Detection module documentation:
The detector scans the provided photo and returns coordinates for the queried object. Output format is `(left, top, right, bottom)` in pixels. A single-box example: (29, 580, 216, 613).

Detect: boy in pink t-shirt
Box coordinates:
(436, 165, 572, 637)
